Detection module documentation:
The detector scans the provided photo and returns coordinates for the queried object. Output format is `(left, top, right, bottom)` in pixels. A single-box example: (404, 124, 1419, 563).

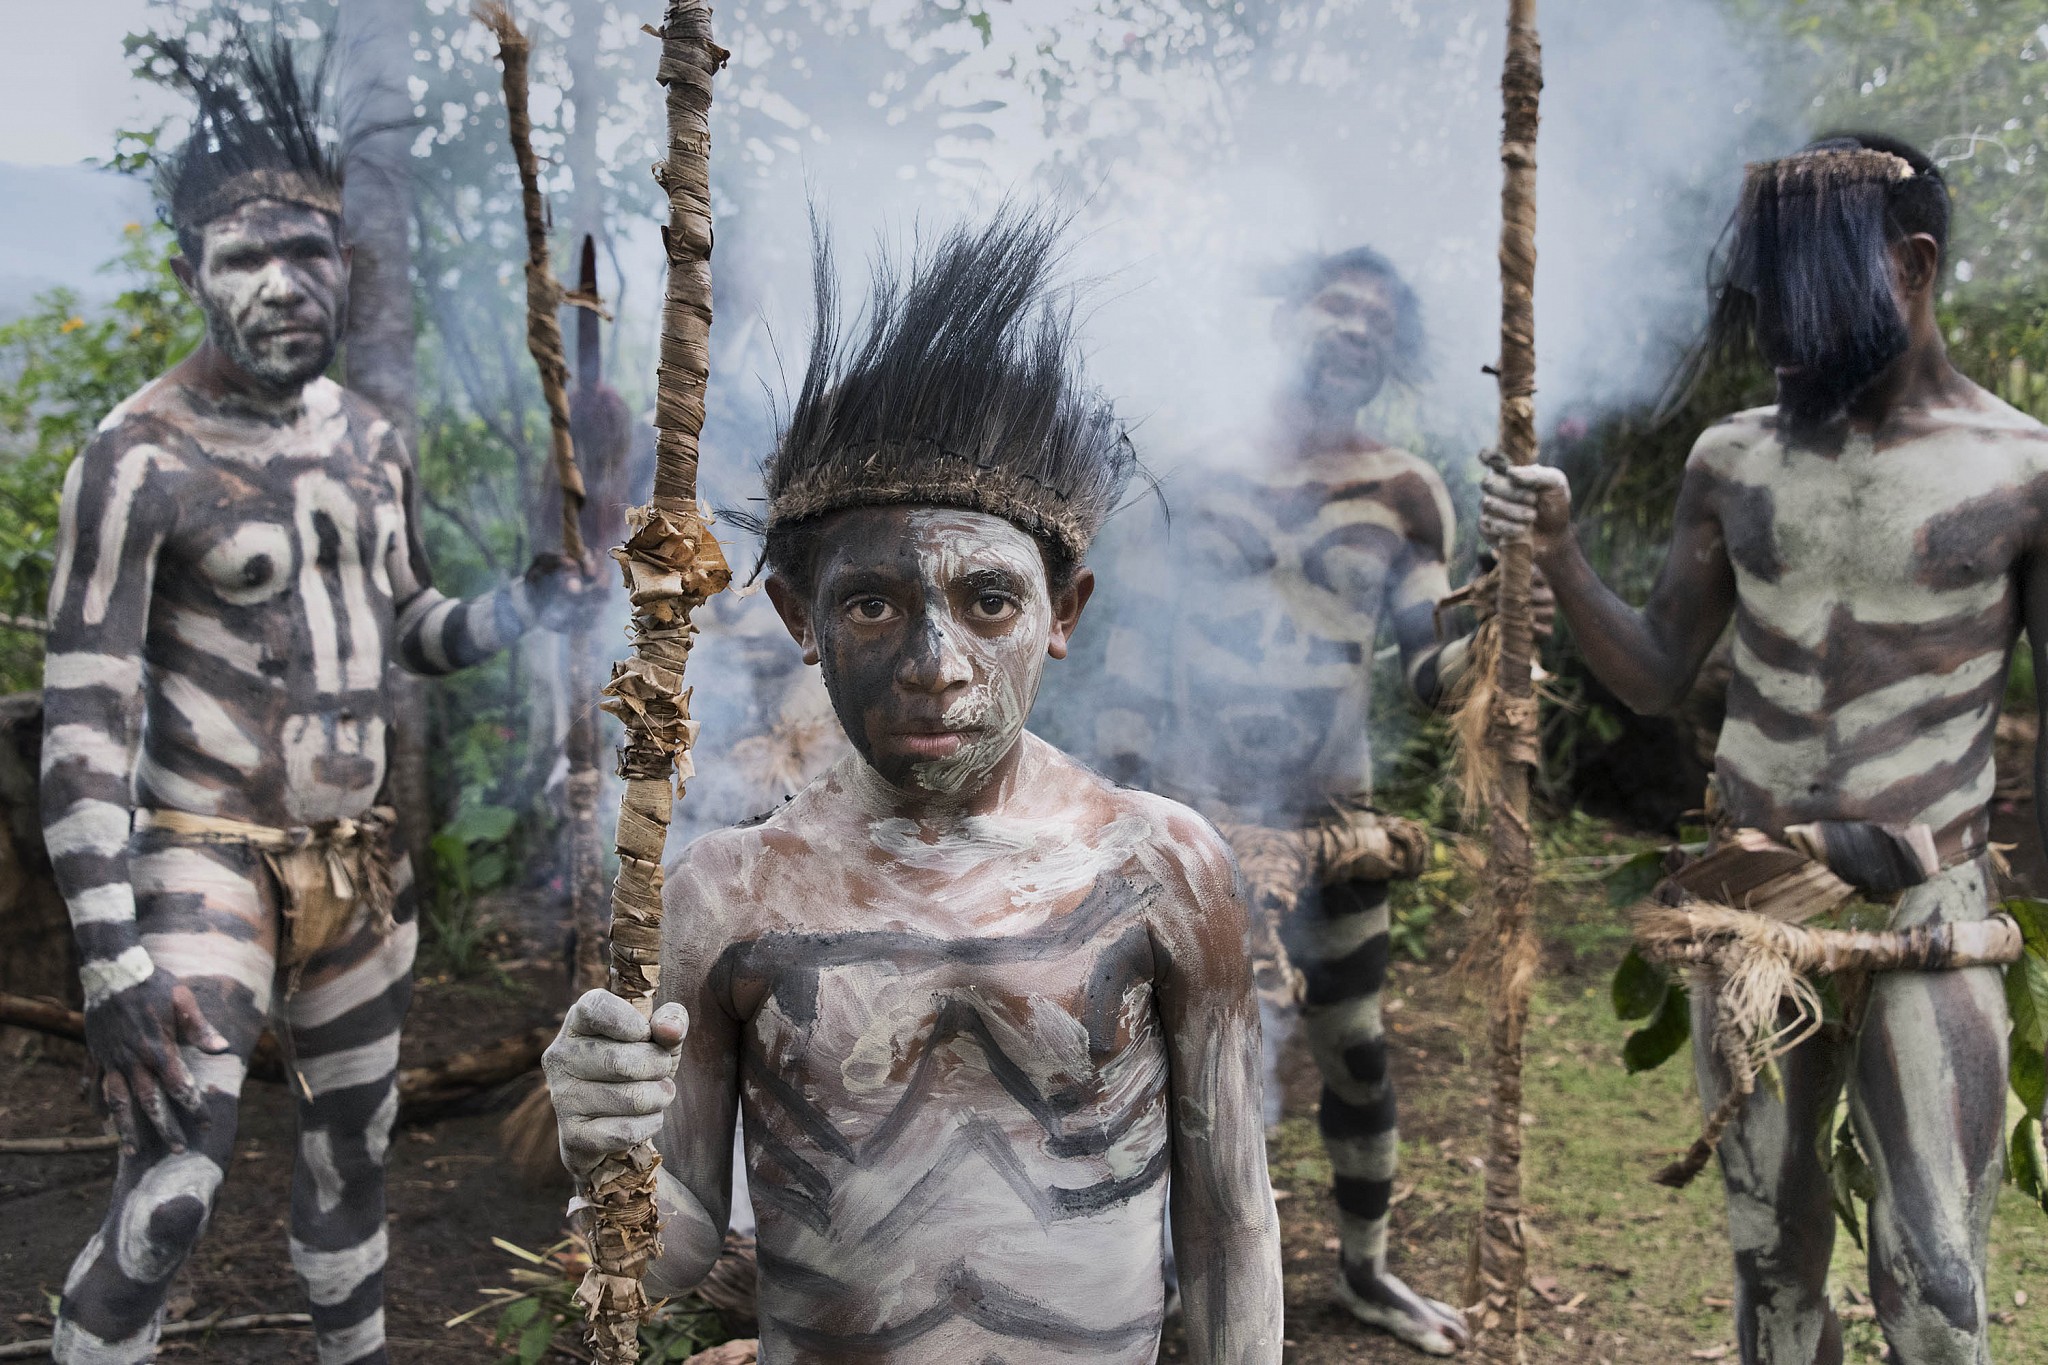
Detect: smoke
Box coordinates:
(627, 0, 1792, 848)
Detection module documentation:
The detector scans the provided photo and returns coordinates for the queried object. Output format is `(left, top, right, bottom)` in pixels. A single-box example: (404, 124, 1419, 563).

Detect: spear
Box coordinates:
(574, 4, 730, 1362)
(475, 1, 611, 995)
(1466, 1, 1543, 1359)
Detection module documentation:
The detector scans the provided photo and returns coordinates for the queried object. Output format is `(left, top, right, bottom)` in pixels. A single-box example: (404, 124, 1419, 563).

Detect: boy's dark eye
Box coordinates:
(846, 596, 898, 624)
(969, 593, 1019, 622)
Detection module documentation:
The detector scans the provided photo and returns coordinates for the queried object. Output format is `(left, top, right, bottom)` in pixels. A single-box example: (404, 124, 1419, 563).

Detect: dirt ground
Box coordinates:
(7, 795, 2048, 1363)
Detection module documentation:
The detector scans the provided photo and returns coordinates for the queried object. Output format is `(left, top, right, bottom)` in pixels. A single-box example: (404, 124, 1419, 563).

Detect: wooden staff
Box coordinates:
(573, 4, 730, 1361)
(1468, 1, 1543, 1359)
(475, 2, 610, 993)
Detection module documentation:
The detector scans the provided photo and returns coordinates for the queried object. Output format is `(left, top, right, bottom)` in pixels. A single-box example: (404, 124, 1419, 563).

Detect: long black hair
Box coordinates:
(1659, 132, 1948, 424)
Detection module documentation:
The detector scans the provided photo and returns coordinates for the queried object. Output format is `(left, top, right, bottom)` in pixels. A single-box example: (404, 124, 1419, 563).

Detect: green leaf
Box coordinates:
(471, 850, 510, 891)
(1826, 1117, 1874, 1250)
(447, 802, 519, 847)
(1604, 849, 1665, 909)
(2006, 897, 2048, 957)
(2011, 1116, 2048, 1217)
(1611, 946, 1668, 1021)
(1622, 977, 1691, 1073)
(517, 1318, 554, 1365)
(2005, 951, 2048, 1116)
(497, 1298, 540, 1337)
(967, 9, 993, 45)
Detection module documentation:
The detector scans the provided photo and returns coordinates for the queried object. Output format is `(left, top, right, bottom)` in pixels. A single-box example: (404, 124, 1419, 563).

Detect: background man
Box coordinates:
(41, 34, 585, 1365)
(1053, 246, 1523, 1354)
(1483, 134, 2042, 1365)
(544, 210, 1283, 1363)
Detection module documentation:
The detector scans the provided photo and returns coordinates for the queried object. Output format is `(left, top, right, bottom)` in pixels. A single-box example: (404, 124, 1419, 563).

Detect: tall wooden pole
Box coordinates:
(573, 4, 730, 1361)
(1469, 2, 1543, 1360)
(475, 3, 612, 996)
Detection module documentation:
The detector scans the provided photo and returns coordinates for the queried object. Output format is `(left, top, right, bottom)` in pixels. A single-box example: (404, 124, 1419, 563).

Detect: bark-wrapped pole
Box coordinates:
(476, 1, 611, 993)
(1634, 904, 2024, 1188)
(1466, 2, 1543, 1358)
(573, 4, 731, 1361)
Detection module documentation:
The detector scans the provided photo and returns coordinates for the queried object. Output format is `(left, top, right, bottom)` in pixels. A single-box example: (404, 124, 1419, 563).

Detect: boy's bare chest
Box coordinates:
(725, 872, 1166, 1152)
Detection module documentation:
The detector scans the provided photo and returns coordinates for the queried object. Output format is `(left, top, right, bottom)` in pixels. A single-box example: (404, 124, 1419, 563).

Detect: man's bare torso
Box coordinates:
(1159, 439, 1452, 817)
(662, 736, 1257, 1362)
(1698, 386, 2048, 855)
(52, 374, 442, 824)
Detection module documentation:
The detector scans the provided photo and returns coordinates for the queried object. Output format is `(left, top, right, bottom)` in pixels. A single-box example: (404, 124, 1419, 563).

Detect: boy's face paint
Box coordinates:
(776, 507, 1073, 799)
(180, 200, 349, 395)
(1281, 271, 1398, 416)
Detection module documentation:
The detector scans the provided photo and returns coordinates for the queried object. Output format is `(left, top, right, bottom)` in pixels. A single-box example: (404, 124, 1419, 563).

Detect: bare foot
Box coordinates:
(1333, 1267, 1470, 1356)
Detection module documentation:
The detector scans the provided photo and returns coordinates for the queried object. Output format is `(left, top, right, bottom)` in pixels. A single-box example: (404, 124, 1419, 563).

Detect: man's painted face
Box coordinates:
(1284, 271, 1400, 414)
(803, 507, 1056, 798)
(189, 200, 347, 394)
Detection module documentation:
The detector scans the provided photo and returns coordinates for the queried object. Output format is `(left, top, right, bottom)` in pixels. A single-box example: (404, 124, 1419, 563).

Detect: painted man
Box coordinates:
(544, 212, 1283, 1363)
(1055, 246, 1533, 1354)
(1483, 135, 2043, 1364)
(41, 36, 586, 1365)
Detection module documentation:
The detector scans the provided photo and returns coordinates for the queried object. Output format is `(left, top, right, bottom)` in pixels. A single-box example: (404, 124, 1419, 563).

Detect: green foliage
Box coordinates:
(1621, 975, 1693, 1074)
(2005, 901, 2048, 1204)
(1611, 945, 1669, 1021)
(451, 1237, 730, 1364)
(0, 219, 202, 690)
(1825, 1114, 1877, 1251)
(1605, 849, 1668, 911)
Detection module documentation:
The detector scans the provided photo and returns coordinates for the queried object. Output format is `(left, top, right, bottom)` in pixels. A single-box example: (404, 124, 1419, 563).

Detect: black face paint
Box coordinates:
(192, 200, 347, 394)
(806, 506, 1055, 799)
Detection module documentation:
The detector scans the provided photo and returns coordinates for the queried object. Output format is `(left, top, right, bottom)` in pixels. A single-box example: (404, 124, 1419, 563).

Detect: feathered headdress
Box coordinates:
(751, 207, 1141, 566)
(145, 28, 343, 233)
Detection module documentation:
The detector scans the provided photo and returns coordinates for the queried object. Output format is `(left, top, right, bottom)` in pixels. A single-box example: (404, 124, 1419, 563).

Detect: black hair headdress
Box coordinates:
(144, 28, 343, 233)
(749, 206, 1141, 565)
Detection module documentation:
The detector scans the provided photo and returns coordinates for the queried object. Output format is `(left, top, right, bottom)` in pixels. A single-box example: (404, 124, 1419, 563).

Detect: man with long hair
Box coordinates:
(1484, 134, 2041, 1364)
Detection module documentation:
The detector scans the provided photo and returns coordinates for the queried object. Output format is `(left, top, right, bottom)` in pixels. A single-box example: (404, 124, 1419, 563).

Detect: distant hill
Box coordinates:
(0, 163, 154, 316)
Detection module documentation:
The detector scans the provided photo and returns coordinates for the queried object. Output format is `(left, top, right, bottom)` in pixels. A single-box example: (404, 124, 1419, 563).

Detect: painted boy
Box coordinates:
(545, 213, 1284, 1362)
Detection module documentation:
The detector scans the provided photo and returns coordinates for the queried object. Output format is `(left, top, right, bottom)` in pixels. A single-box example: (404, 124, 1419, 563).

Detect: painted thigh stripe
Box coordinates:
(142, 931, 275, 1002)
(290, 920, 418, 1029)
(131, 845, 264, 917)
(311, 1308, 384, 1365)
(289, 1228, 389, 1307)
(296, 1033, 402, 1096)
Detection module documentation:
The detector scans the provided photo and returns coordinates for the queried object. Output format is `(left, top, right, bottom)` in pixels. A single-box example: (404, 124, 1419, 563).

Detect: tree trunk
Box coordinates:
(337, 0, 434, 887)
(0, 694, 76, 1008)
(1469, 3, 1543, 1361)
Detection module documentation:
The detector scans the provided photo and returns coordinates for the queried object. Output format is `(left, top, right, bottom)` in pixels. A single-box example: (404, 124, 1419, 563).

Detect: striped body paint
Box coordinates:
(645, 741, 1280, 1363)
(1056, 435, 1471, 1351)
(1485, 374, 2048, 1365)
(42, 363, 549, 1365)
(1689, 393, 2042, 1365)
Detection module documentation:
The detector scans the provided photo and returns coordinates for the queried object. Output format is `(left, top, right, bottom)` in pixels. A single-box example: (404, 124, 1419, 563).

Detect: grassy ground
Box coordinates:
(1233, 812, 2048, 1362)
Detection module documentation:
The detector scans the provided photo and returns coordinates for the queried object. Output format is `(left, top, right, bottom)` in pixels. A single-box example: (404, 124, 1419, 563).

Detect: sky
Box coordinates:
(0, 0, 181, 167)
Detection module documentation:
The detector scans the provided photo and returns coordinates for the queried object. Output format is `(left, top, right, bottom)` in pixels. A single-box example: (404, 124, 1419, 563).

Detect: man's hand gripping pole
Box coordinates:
(573, 5, 730, 1362)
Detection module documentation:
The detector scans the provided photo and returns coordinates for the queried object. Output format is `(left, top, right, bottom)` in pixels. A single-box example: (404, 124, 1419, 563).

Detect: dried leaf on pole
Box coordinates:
(571, 3, 731, 1361)
(1463, 1, 1544, 1359)
(475, 0, 611, 992)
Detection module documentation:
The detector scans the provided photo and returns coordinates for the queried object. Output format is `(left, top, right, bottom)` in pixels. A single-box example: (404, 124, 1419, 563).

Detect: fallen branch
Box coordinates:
(0, 993, 551, 1123)
(0, 1134, 119, 1154)
(0, 1312, 312, 1359)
